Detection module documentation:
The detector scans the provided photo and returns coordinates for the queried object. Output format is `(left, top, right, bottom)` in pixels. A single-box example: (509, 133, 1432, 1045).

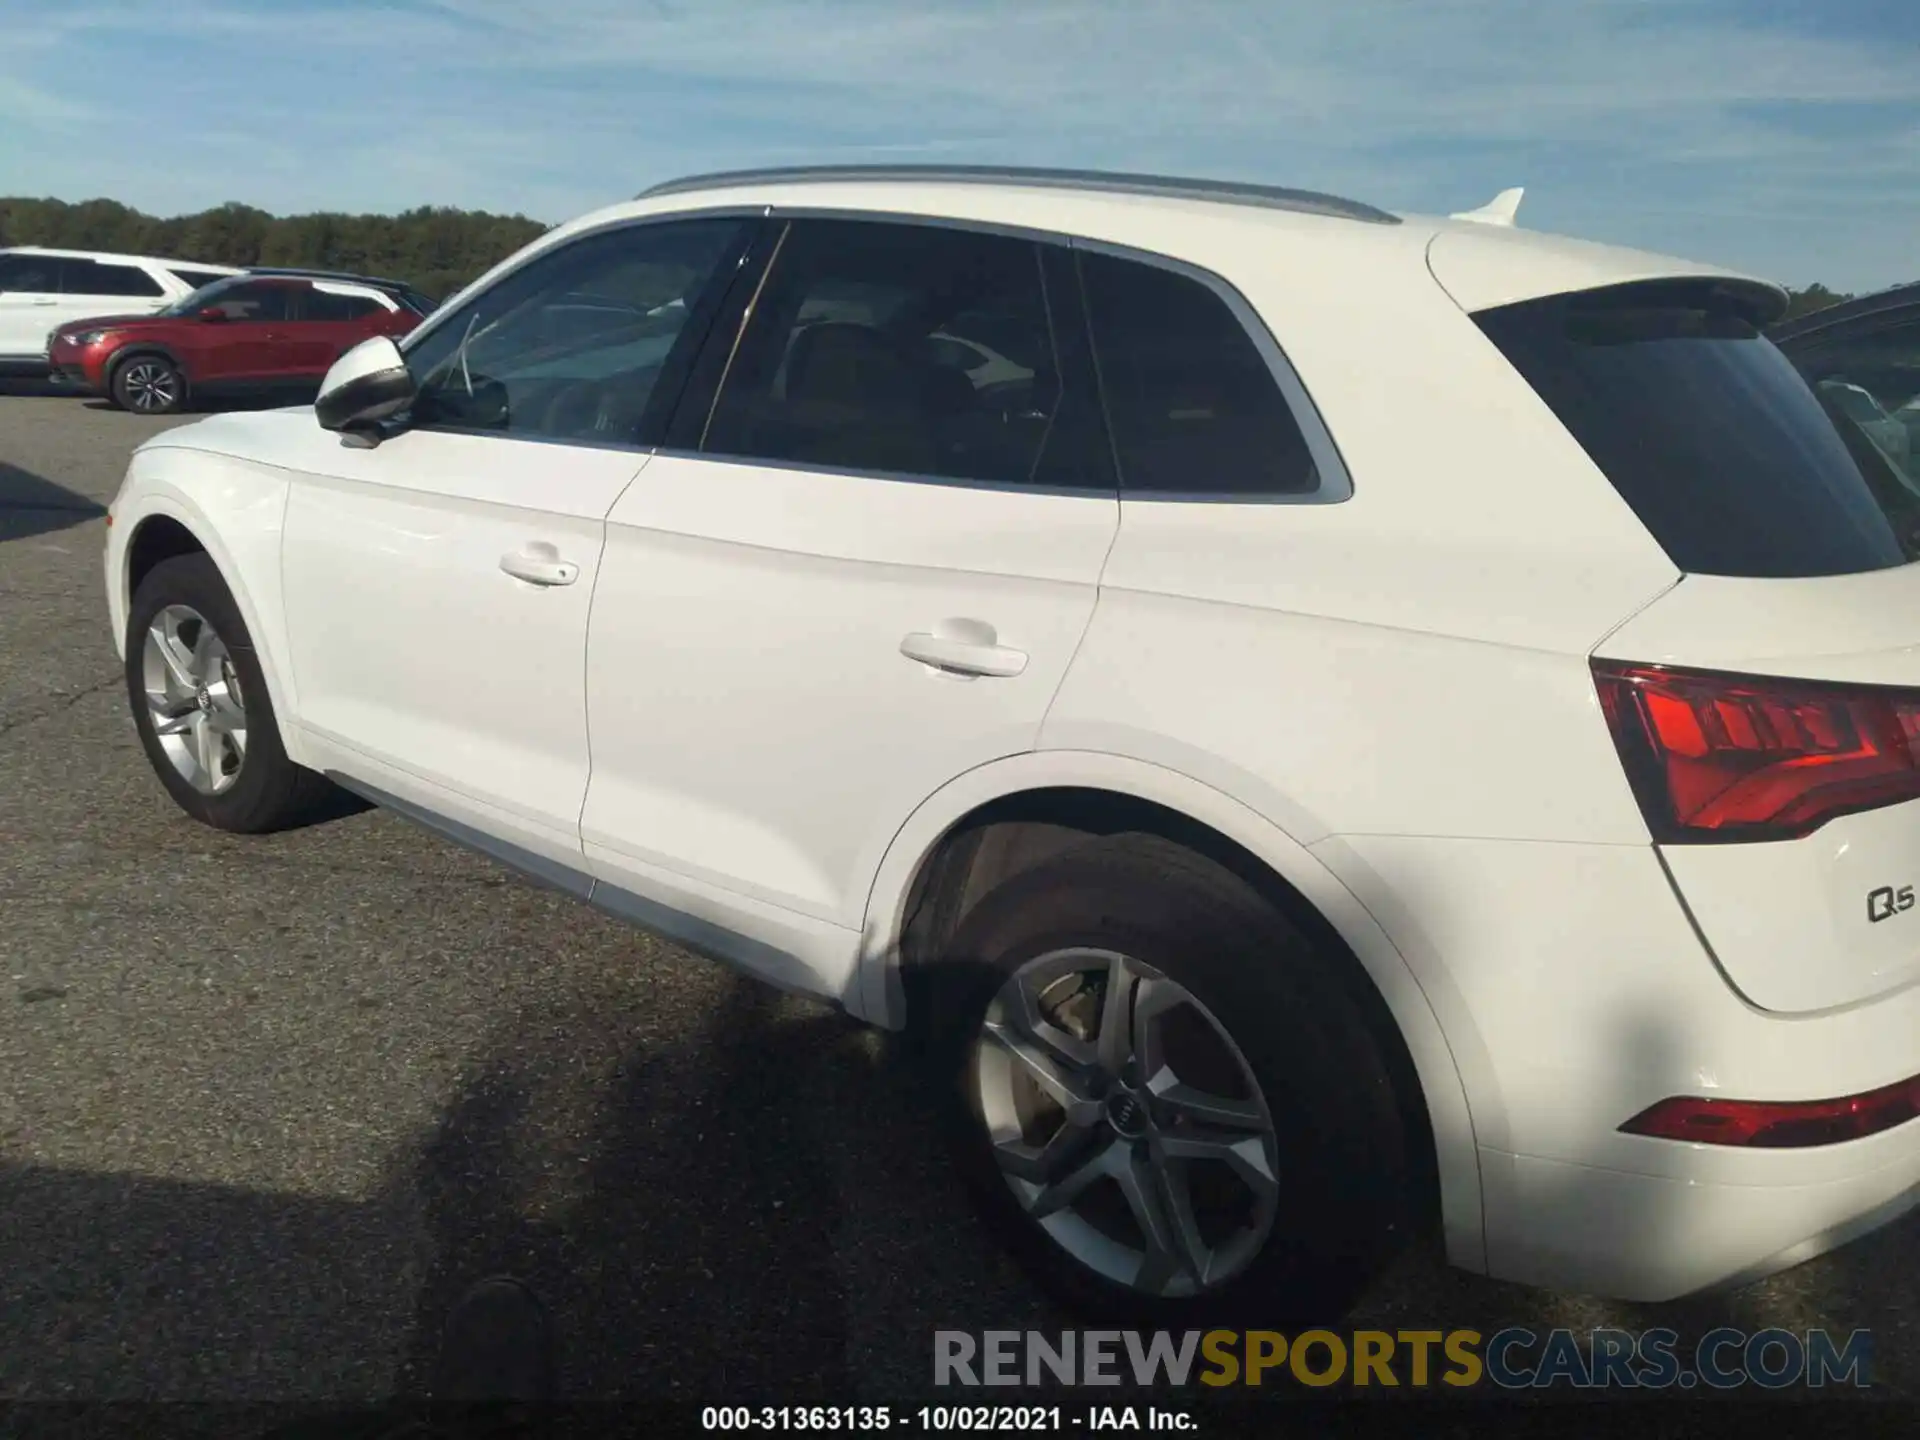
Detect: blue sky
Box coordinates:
(2, 0, 1915, 292)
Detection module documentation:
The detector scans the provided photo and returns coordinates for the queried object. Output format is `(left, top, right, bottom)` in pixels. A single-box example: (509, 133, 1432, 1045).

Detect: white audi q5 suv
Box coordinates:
(104, 165, 1920, 1321)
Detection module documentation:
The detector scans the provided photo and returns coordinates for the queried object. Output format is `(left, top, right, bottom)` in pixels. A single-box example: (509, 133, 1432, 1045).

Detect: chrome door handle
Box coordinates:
(499, 543, 579, 587)
(900, 624, 1027, 678)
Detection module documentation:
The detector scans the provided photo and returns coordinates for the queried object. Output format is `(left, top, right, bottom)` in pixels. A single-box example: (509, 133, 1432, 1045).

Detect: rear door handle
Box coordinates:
(900, 624, 1027, 678)
(500, 543, 579, 587)
(29, 297, 56, 306)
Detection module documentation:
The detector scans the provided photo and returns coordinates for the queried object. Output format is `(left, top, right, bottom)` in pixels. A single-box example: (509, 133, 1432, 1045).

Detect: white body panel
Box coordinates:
(102, 173, 1920, 1309)
(1600, 567, 1920, 1012)
(0, 286, 64, 360)
(582, 452, 1117, 998)
(275, 414, 641, 870)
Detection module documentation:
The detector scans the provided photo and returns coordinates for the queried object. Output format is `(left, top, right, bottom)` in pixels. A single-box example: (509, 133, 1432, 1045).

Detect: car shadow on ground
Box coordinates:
(3, 939, 1911, 1423)
(0, 462, 106, 545)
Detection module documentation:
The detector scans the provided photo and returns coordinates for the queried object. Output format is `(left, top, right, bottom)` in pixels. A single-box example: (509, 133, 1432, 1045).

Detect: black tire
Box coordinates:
(110, 352, 187, 414)
(126, 551, 336, 832)
(918, 833, 1414, 1325)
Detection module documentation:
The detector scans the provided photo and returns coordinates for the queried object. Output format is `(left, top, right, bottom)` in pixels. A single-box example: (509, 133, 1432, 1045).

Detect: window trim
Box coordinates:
(395, 208, 768, 453)
(1070, 236, 1353, 505)
(384, 199, 1352, 502)
(680, 209, 1119, 497)
(664, 204, 1346, 503)
(59, 256, 167, 300)
(397, 205, 770, 359)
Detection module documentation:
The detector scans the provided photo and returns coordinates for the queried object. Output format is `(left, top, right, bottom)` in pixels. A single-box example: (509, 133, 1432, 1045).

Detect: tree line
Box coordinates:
(0, 197, 549, 301)
(0, 195, 1868, 316)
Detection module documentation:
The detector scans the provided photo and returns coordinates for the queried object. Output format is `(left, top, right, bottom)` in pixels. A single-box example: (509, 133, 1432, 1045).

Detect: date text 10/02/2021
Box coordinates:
(702, 1407, 1192, 1431)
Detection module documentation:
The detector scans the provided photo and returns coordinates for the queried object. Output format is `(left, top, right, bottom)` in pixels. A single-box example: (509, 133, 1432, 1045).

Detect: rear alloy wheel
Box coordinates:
(922, 833, 1415, 1324)
(974, 948, 1279, 1298)
(112, 355, 185, 414)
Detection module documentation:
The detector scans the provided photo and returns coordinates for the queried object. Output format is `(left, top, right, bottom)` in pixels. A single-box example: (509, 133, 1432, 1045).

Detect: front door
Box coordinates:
(580, 217, 1120, 1000)
(277, 213, 757, 875)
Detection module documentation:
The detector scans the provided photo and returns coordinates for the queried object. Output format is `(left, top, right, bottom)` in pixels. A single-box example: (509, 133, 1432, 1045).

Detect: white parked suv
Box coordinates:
(0, 246, 241, 376)
(103, 165, 1920, 1321)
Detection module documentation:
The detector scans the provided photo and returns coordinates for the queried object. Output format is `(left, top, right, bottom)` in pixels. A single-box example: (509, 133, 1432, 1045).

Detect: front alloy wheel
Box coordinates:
(141, 603, 247, 795)
(117, 358, 182, 413)
(973, 948, 1279, 1299)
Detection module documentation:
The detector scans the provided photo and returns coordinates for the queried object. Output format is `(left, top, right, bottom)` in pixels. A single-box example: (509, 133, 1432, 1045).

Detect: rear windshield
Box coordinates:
(1476, 279, 1920, 578)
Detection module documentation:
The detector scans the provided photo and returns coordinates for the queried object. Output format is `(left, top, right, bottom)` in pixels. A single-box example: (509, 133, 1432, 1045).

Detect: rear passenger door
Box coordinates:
(190, 279, 297, 385)
(580, 217, 1118, 996)
(292, 282, 391, 379)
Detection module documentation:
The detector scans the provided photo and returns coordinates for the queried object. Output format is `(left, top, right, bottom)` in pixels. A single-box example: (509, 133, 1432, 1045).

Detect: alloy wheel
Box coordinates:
(972, 948, 1280, 1298)
(141, 604, 247, 795)
(121, 361, 180, 412)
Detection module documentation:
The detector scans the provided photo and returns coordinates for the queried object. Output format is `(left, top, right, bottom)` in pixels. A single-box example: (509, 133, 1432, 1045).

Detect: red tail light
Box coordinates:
(1622, 1072, 1920, 1147)
(1593, 660, 1920, 843)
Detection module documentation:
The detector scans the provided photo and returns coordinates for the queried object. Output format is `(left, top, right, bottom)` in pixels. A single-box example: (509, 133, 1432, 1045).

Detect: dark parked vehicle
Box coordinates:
(1773, 281, 1920, 486)
(47, 269, 436, 414)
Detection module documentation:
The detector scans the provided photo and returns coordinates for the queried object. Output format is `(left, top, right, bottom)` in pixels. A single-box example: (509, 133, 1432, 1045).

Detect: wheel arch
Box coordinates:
(106, 342, 188, 381)
(115, 478, 304, 766)
(859, 750, 1487, 1272)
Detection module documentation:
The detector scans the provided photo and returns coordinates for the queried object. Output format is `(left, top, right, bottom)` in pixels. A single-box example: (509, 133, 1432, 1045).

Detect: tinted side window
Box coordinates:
(1079, 250, 1317, 496)
(0, 254, 60, 292)
(702, 218, 1108, 489)
(206, 282, 293, 321)
(169, 267, 233, 291)
(61, 258, 164, 297)
(1780, 311, 1920, 489)
(1479, 280, 1920, 578)
(306, 288, 385, 321)
(404, 218, 746, 445)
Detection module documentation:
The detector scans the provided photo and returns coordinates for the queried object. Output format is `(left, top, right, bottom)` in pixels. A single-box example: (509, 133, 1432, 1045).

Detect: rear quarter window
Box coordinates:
(1476, 279, 1920, 578)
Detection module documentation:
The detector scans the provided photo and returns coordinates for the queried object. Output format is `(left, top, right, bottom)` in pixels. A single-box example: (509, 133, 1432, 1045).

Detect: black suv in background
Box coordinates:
(1773, 281, 1920, 487)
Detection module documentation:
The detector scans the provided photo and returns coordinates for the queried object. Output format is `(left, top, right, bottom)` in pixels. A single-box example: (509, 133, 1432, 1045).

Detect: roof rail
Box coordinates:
(244, 265, 416, 291)
(635, 164, 1400, 225)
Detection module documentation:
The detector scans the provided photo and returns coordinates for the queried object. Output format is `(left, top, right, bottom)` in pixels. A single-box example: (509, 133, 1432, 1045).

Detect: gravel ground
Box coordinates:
(1, 385, 1914, 1421)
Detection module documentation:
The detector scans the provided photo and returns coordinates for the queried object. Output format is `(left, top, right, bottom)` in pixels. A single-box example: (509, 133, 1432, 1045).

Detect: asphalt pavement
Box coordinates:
(2, 385, 1915, 1415)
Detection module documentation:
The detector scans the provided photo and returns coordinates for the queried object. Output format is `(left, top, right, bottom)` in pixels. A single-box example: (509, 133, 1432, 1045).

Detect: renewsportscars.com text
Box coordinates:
(933, 1327, 1872, 1390)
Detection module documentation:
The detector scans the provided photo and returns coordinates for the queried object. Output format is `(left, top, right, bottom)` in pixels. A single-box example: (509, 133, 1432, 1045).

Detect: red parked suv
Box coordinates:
(47, 269, 436, 413)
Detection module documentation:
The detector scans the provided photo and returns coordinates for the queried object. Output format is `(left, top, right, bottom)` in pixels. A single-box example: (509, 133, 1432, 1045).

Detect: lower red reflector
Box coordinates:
(1621, 1072, 1920, 1147)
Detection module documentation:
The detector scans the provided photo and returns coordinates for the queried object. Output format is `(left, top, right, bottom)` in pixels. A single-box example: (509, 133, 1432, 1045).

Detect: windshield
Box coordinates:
(1477, 278, 1920, 578)
(158, 275, 244, 317)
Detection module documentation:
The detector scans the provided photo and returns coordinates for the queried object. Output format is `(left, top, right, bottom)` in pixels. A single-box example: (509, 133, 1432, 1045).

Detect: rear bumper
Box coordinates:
(1481, 1122, 1920, 1301)
(1314, 833, 1920, 1300)
(0, 355, 50, 378)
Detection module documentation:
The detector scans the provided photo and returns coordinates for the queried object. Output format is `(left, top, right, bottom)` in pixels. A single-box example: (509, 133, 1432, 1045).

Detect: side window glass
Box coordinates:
(1079, 250, 1318, 496)
(0, 255, 60, 292)
(169, 267, 232, 291)
(702, 218, 1107, 489)
(403, 218, 745, 444)
(307, 287, 384, 321)
(205, 282, 292, 321)
(64, 260, 165, 298)
(1788, 315, 1920, 487)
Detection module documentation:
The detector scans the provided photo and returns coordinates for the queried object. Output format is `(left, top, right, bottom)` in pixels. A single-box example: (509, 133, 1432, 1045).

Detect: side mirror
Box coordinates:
(197, 306, 230, 322)
(316, 335, 416, 439)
